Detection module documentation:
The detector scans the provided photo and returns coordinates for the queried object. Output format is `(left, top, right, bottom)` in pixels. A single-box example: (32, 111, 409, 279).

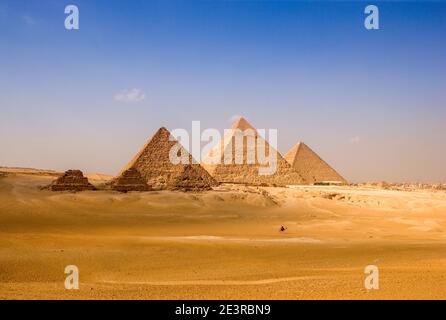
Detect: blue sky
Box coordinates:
(0, 0, 445, 182)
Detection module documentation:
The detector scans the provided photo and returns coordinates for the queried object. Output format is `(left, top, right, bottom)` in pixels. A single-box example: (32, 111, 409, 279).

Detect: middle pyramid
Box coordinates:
(202, 117, 306, 186)
(119, 127, 218, 191)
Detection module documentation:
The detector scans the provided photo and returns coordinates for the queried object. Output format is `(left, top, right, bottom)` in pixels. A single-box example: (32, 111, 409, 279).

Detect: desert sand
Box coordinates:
(0, 172, 445, 299)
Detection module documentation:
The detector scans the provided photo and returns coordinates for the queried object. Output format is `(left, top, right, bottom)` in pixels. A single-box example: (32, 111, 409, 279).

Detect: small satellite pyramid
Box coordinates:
(202, 117, 306, 186)
(119, 127, 217, 191)
(49, 170, 96, 192)
(284, 142, 347, 184)
(111, 168, 151, 192)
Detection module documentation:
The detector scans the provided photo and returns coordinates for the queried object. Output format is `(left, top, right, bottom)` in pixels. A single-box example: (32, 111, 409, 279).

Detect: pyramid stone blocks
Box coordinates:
(202, 117, 306, 186)
(111, 168, 152, 192)
(284, 142, 347, 184)
(49, 170, 96, 192)
(120, 127, 217, 191)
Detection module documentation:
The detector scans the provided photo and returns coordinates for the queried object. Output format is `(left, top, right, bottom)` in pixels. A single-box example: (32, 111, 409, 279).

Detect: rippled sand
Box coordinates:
(0, 174, 445, 299)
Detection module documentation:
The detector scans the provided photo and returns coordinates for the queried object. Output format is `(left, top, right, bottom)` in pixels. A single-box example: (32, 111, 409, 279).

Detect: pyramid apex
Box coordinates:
(152, 127, 173, 139)
(156, 127, 170, 134)
(232, 116, 256, 131)
(291, 142, 311, 152)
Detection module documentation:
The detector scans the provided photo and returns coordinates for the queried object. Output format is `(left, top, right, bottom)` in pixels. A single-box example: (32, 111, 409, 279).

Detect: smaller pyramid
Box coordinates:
(112, 168, 151, 192)
(284, 142, 347, 184)
(167, 165, 214, 191)
(49, 170, 96, 192)
(120, 127, 218, 191)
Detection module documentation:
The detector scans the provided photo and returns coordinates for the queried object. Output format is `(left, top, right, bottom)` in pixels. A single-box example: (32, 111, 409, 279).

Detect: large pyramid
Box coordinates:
(202, 117, 306, 186)
(284, 142, 347, 184)
(119, 127, 217, 191)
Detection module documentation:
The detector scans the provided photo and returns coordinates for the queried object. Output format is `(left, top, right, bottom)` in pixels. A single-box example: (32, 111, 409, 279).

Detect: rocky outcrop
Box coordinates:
(48, 170, 96, 192)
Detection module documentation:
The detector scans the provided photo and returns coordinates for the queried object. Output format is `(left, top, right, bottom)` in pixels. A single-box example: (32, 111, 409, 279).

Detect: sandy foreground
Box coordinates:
(0, 173, 445, 299)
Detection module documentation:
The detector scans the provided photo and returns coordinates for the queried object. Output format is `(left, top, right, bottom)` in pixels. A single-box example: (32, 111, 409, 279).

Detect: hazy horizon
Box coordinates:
(1, 0, 445, 183)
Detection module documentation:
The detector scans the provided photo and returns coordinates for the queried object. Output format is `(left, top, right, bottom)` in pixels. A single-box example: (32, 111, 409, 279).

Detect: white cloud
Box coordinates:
(113, 88, 146, 103)
(349, 135, 362, 144)
(22, 14, 37, 25)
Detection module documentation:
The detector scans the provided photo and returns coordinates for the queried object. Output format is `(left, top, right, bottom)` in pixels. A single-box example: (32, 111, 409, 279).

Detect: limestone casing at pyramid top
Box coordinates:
(201, 117, 307, 185)
(231, 117, 257, 132)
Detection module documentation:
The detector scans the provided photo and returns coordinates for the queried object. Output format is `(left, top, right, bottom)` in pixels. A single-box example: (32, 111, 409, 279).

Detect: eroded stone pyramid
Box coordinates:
(202, 117, 306, 186)
(284, 142, 347, 184)
(49, 170, 96, 192)
(120, 127, 218, 191)
(167, 165, 214, 191)
(112, 168, 151, 192)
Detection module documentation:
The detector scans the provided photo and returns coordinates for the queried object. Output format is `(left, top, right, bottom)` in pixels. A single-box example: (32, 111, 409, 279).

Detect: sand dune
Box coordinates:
(0, 174, 445, 299)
